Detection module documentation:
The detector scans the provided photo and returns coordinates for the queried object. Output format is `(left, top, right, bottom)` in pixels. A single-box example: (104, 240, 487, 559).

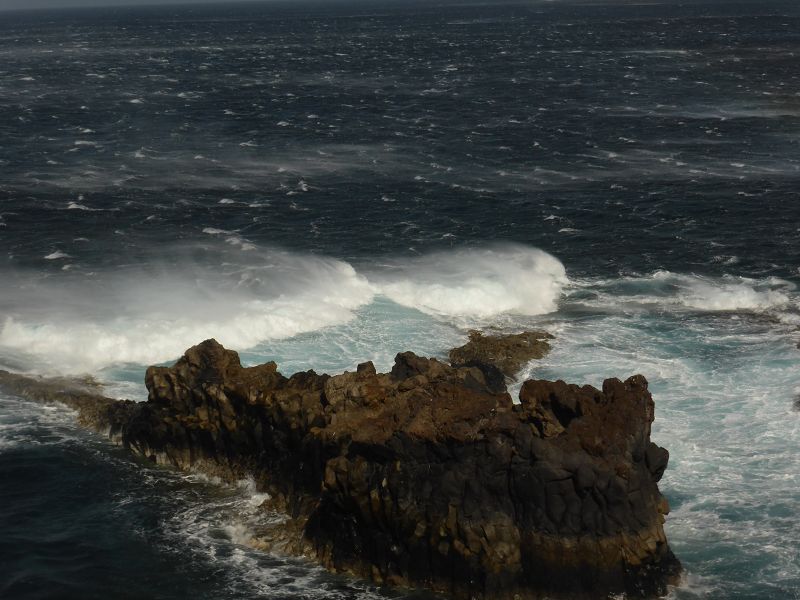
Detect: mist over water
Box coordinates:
(1, 0, 800, 599)
(0, 243, 566, 373)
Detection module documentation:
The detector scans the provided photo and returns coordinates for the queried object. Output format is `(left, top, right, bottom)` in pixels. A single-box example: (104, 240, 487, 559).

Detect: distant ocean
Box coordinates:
(1, 1, 799, 598)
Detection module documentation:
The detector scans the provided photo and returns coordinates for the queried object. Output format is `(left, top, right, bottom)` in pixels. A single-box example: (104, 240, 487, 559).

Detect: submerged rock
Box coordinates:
(449, 330, 554, 386)
(0, 339, 680, 599)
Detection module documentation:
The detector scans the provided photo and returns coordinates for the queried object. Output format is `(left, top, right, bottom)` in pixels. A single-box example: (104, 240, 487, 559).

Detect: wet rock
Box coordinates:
(0, 339, 680, 599)
(448, 330, 554, 386)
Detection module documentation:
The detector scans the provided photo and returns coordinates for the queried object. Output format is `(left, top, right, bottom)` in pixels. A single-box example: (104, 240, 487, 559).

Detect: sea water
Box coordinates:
(1, 1, 799, 598)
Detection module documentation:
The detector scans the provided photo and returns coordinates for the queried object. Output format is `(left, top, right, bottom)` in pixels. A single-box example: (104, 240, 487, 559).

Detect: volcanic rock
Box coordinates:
(449, 330, 554, 386)
(0, 339, 680, 599)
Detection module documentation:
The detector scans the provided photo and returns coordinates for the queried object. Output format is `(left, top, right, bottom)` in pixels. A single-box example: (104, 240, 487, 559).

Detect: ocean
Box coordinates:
(0, 0, 799, 598)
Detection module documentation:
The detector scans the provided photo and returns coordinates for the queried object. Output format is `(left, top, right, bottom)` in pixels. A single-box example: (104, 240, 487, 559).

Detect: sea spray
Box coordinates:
(371, 243, 568, 318)
(0, 243, 567, 374)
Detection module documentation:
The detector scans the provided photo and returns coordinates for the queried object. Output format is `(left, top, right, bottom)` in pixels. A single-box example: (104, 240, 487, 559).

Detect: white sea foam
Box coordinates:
(44, 251, 70, 260)
(201, 227, 233, 235)
(0, 248, 375, 373)
(568, 270, 795, 315)
(66, 201, 107, 211)
(676, 276, 791, 311)
(0, 244, 566, 374)
(526, 306, 800, 599)
(0, 394, 80, 453)
(372, 244, 568, 320)
(155, 473, 390, 599)
(203, 227, 256, 250)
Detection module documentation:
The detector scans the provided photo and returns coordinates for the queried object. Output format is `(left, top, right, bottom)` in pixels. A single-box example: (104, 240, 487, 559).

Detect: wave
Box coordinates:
(0, 394, 80, 454)
(6, 244, 792, 378)
(528, 278, 800, 600)
(0, 250, 374, 374)
(568, 270, 795, 314)
(371, 244, 567, 318)
(675, 275, 791, 312)
(0, 243, 567, 375)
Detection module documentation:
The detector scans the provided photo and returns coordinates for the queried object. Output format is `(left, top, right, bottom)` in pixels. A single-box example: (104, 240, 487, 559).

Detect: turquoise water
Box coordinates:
(2, 0, 800, 597)
(89, 272, 800, 599)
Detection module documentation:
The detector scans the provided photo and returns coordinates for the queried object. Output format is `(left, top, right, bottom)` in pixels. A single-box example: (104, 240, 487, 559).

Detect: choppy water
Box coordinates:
(1, 1, 799, 598)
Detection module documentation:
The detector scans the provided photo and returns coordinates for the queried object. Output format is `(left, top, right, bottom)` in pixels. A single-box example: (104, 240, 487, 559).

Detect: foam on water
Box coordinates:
(0, 248, 375, 373)
(156, 472, 414, 600)
(371, 244, 567, 320)
(0, 243, 566, 375)
(0, 394, 411, 600)
(0, 393, 79, 454)
(240, 296, 464, 379)
(521, 288, 800, 599)
(43, 250, 71, 260)
(567, 271, 796, 316)
(6, 263, 798, 598)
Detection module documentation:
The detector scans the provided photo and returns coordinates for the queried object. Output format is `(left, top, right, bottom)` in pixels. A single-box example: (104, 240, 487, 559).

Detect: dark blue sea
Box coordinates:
(1, 1, 799, 598)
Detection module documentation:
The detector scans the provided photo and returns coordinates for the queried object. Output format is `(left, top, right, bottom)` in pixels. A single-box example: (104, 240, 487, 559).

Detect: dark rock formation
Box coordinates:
(0, 340, 680, 599)
(0, 370, 139, 435)
(449, 330, 554, 386)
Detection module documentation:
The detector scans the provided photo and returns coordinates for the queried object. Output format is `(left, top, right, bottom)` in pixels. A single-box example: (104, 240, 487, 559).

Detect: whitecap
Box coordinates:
(371, 244, 568, 320)
(678, 277, 790, 312)
(0, 243, 569, 373)
(224, 235, 256, 251)
(568, 271, 794, 315)
(0, 250, 375, 373)
(202, 227, 233, 235)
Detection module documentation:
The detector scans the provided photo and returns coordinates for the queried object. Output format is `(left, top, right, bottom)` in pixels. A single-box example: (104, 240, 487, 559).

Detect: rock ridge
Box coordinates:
(0, 338, 680, 599)
(449, 330, 554, 385)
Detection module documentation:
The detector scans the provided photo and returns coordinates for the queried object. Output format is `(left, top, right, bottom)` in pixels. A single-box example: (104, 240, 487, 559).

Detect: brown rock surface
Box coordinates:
(0, 339, 680, 599)
(448, 330, 554, 386)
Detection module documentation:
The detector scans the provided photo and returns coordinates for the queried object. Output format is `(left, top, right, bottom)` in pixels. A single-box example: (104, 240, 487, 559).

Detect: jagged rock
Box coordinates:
(449, 330, 554, 386)
(0, 339, 680, 599)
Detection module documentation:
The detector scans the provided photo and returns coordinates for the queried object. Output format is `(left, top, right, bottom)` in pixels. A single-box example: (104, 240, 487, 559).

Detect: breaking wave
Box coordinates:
(568, 270, 795, 315)
(0, 243, 567, 374)
(371, 244, 568, 318)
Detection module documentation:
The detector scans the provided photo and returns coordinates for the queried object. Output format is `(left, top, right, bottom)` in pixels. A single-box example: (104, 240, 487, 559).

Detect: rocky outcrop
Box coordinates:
(449, 330, 553, 387)
(0, 340, 680, 599)
(0, 370, 139, 435)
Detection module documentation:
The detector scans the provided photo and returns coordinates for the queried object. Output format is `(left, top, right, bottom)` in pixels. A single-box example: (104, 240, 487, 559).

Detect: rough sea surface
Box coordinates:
(1, 1, 799, 598)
